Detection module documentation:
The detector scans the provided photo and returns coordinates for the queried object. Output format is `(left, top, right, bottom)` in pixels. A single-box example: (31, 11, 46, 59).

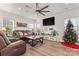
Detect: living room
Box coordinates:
(0, 2, 79, 56)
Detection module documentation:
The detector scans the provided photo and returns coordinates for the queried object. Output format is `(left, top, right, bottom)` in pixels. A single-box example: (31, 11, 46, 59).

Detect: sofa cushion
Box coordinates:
(0, 36, 7, 51)
(0, 32, 11, 45)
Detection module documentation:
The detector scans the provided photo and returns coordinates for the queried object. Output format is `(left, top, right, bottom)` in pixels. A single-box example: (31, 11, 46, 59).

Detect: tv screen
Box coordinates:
(43, 17, 55, 26)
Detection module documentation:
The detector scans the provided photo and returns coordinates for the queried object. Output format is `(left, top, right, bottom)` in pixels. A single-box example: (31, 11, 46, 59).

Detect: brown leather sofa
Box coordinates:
(0, 32, 26, 56)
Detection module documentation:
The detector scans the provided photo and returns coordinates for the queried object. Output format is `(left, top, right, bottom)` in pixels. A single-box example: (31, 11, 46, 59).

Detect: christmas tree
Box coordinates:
(63, 20, 78, 44)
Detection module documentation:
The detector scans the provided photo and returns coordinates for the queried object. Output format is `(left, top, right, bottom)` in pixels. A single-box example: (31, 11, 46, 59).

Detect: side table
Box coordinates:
(9, 37, 19, 42)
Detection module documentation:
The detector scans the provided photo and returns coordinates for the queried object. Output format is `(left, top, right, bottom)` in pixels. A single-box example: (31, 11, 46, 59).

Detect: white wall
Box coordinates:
(0, 9, 36, 31)
(42, 7, 79, 40)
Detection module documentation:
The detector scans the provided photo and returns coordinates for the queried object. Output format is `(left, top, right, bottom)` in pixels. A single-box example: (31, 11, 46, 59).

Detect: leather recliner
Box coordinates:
(0, 32, 26, 56)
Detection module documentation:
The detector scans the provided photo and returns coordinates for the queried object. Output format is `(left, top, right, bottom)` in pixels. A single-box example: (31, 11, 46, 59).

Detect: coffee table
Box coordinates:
(20, 36, 43, 47)
(28, 37, 43, 47)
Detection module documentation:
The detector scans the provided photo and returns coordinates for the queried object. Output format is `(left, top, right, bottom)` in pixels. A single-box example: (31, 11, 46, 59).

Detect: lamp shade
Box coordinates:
(0, 27, 6, 32)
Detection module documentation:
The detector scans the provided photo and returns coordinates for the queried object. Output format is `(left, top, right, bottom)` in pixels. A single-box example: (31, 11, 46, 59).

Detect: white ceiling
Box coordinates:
(0, 3, 79, 19)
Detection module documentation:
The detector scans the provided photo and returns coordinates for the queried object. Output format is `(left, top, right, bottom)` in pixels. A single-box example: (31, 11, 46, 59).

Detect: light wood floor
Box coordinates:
(22, 40, 79, 56)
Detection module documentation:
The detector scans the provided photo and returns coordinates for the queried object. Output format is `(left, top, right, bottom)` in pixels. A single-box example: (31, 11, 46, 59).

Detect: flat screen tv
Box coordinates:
(43, 17, 55, 26)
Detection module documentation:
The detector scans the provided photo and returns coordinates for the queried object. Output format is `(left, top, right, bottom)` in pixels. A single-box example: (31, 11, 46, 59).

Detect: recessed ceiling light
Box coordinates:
(18, 8, 21, 10)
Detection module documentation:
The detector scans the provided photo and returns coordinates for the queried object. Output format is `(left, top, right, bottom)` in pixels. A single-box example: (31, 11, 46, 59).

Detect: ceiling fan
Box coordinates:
(35, 3, 50, 16)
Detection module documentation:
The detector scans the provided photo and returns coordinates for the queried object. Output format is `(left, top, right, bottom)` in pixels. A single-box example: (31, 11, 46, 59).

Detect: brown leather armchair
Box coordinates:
(0, 32, 26, 56)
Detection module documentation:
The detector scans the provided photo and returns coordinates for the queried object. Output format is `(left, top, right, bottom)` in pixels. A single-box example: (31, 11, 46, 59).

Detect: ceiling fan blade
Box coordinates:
(41, 11, 50, 12)
(40, 5, 49, 11)
(25, 5, 31, 8)
(39, 12, 45, 15)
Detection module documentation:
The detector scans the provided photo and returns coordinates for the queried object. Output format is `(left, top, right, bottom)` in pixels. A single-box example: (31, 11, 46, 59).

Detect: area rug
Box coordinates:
(61, 42, 79, 49)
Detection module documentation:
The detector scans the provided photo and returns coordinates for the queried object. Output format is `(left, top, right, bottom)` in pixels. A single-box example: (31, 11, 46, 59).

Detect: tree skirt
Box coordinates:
(61, 42, 79, 49)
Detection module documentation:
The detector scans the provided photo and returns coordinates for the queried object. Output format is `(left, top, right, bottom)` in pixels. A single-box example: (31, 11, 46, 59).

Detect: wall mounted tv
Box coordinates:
(43, 17, 55, 26)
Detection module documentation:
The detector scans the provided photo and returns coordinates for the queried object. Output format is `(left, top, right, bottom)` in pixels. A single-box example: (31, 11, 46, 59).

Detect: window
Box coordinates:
(64, 17, 79, 30)
(3, 19, 14, 33)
